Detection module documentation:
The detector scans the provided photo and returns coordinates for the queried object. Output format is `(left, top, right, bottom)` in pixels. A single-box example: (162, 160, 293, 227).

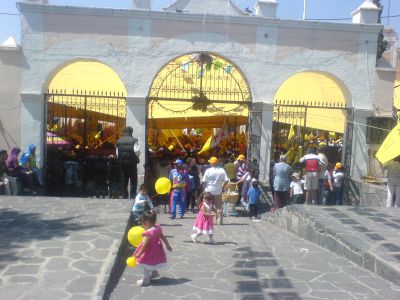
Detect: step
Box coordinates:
(265, 205, 400, 286)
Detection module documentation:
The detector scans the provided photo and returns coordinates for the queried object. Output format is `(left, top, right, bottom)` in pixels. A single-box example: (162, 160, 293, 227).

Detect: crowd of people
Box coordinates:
(271, 147, 345, 210)
(0, 145, 42, 195)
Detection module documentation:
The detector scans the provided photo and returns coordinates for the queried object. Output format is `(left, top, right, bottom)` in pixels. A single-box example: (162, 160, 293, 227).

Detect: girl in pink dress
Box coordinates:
(133, 210, 172, 286)
(191, 192, 216, 244)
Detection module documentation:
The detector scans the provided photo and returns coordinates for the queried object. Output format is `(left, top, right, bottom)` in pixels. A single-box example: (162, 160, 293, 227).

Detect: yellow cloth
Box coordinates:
(376, 122, 400, 164)
(198, 135, 215, 155)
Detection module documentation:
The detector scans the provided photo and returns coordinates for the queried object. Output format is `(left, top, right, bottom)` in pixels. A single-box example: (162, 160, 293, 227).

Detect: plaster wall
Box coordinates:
(0, 49, 21, 150)
(19, 4, 383, 179)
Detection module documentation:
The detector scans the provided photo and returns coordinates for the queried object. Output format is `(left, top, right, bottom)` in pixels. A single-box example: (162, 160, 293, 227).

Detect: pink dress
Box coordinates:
(133, 225, 167, 270)
(193, 202, 214, 234)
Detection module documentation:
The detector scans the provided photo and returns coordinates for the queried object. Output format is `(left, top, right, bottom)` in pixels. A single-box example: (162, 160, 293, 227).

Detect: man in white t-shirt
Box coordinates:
(202, 157, 229, 225)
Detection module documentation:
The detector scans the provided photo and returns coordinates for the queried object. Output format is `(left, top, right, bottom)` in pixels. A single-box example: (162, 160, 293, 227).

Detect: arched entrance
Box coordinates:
(45, 61, 127, 196)
(147, 52, 252, 177)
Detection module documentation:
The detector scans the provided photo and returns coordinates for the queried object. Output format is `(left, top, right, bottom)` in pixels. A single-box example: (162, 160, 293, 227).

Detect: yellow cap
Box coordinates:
(208, 157, 218, 164)
(237, 154, 245, 160)
(335, 162, 342, 169)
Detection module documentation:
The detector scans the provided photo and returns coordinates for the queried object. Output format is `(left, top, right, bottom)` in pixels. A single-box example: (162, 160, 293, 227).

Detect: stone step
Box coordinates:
(265, 205, 400, 286)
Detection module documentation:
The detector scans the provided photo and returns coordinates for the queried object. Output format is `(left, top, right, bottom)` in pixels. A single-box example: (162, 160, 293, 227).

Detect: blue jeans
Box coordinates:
(324, 189, 334, 205)
(333, 186, 343, 205)
(170, 190, 186, 218)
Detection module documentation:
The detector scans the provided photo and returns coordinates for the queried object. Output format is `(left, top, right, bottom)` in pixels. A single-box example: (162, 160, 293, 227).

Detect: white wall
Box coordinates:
(18, 3, 383, 179)
(0, 49, 21, 151)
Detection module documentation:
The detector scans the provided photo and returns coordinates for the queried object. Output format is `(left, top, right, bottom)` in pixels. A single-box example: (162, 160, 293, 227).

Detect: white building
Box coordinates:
(0, 0, 397, 196)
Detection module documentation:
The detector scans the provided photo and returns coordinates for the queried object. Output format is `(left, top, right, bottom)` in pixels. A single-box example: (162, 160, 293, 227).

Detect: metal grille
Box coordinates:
(342, 108, 354, 205)
(149, 53, 251, 114)
(272, 99, 347, 149)
(45, 90, 126, 148)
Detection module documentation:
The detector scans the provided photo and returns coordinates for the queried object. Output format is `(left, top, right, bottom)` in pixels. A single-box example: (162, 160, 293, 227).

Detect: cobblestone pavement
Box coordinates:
(112, 210, 400, 300)
(1, 196, 399, 300)
(0, 196, 133, 300)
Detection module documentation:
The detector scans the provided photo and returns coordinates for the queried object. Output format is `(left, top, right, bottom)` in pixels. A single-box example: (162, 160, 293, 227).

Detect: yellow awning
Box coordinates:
(274, 72, 347, 133)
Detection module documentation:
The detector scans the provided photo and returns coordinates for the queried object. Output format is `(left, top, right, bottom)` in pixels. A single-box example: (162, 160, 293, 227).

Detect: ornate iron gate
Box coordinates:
(342, 107, 354, 205)
(44, 90, 127, 194)
(247, 102, 263, 175)
(271, 99, 351, 174)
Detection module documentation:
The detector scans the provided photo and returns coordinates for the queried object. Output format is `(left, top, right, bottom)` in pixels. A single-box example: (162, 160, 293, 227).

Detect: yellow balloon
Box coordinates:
(126, 257, 137, 268)
(127, 226, 145, 247)
(155, 177, 172, 195)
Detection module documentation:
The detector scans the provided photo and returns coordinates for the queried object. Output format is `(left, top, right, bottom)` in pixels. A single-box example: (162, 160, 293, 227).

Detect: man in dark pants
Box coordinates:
(116, 126, 140, 199)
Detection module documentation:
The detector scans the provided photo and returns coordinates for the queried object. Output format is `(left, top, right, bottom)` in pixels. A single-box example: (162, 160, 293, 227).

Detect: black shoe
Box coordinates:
(180, 215, 184, 219)
(170, 216, 176, 219)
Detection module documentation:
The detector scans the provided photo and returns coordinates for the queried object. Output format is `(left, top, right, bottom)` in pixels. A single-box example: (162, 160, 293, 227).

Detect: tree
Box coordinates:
(373, 0, 388, 60)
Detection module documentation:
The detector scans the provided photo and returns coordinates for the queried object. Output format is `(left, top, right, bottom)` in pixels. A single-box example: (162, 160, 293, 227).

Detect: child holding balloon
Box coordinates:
(190, 192, 216, 244)
(133, 210, 172, 286)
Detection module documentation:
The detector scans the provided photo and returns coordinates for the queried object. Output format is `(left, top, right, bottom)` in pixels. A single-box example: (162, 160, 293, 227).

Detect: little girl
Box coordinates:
(190, 192, 216, 244)
(133, 210, 172, 286)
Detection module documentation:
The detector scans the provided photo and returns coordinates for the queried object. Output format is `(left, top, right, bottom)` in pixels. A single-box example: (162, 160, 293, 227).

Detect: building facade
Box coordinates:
(6, 0, 396, 185)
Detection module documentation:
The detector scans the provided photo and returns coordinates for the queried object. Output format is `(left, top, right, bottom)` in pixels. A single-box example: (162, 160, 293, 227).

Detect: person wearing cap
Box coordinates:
(234, 154, 247, 181)
(234, 154, 247, 205)
(332, 162, 344, 205)
(202, 157, 229, 225)
(169, 159, 190, 219)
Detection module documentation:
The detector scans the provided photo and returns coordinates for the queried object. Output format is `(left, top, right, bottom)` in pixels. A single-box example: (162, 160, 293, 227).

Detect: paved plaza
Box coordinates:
(0, 196, 399, 299)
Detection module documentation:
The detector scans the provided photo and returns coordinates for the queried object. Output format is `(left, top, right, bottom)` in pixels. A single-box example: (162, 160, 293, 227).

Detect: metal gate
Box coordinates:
(271, 99, 350, 169)
(342, 107, 354, 205)
(247, 102, 263, 175)
(44, 90, 127, 194)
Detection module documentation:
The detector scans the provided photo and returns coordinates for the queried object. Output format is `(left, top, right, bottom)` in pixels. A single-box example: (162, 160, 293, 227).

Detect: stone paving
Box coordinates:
(112, 210, 400, 300)
(0, 196, 133, 300)
(266, 205, 400, 286)
(1, 196, 400, 300)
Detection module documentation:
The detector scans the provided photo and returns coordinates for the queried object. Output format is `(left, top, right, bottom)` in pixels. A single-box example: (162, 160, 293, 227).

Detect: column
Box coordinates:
(259, 103, 273, 184)
(126, 96, 147, 180)
(350, 109, 371, 179)
(20, 92, 44, 168)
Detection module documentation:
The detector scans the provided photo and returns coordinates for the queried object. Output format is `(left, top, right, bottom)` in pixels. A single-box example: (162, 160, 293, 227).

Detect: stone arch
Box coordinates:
(274, 70, 351, 107)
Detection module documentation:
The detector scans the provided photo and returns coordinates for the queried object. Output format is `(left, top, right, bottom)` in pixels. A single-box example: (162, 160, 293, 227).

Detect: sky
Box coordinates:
(0, 0, 399, 44)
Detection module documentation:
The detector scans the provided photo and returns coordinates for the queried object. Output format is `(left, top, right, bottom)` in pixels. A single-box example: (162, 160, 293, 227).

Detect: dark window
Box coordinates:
(366, 118, 394, 144)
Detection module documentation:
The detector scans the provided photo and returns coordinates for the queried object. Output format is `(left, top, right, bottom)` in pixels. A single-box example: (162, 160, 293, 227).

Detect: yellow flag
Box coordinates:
(288, 125, 295, 142)
(198, 135, 214, 155)
(376, 122, 400, 164)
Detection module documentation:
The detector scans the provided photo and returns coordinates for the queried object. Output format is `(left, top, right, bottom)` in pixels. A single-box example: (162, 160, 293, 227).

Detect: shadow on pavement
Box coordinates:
(151, 277, 191, 286)
(0, 208, 98, 269)
(233, 245, 302, 299)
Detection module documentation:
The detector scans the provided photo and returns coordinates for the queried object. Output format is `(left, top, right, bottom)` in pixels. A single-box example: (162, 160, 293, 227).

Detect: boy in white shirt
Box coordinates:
(132, 184, 154, 223)
(290, 173, 304, 204)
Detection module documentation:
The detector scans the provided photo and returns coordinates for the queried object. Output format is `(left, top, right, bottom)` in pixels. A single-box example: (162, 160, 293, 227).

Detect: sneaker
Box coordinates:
(180, 215, 184, 219)
(137, 279, 150, 286)
(170, 216, 176, 219)
(190, 234, 197, 243)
